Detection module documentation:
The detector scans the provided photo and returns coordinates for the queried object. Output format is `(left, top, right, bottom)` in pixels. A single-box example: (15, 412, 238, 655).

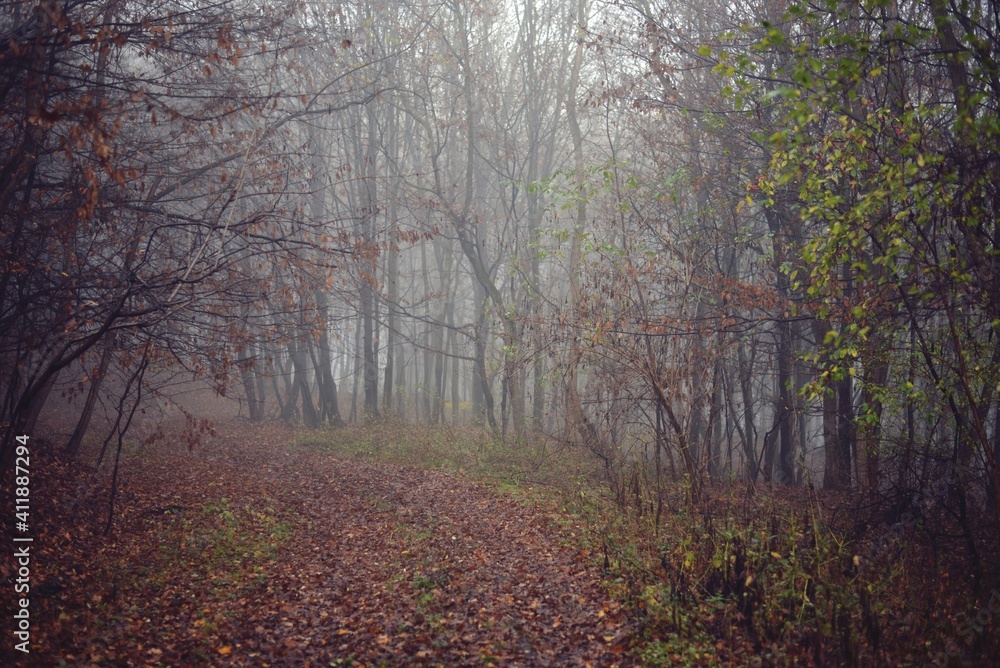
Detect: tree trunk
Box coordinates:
(350, 313, 362, 423)
(502, 311, 526, 436)
(360, 102, 380, 419)
(383, 243, 397, 415)
(291, 342, 319, 428)
(859, 335, 889, 497)
(449, 311, 460, 424)
(66, 334, 115, 457)
(835, 371, 855, 489)
(240, 359, 261, 421)
(775, 318, 795, 484)
(563, 0, 591, 447)
(737, 341, 759, 482)
(706, 361, 723, 478)
(313, 293, 341, 426)
(812, 319, 846, 490)
(473, 293, 497, 431)
(23, 369, 58, 436)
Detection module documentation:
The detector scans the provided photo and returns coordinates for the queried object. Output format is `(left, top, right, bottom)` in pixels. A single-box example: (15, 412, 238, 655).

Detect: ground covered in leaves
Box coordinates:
(2, 419, 631, 667)
(5, 413, 997, 667)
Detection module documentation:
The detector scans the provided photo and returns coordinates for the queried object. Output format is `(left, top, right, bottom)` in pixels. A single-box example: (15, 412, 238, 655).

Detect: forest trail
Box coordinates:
(25, 420, 632, 667)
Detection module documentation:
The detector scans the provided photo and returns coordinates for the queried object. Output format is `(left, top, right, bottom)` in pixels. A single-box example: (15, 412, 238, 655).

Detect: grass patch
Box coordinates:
(292, 420, 599, 490)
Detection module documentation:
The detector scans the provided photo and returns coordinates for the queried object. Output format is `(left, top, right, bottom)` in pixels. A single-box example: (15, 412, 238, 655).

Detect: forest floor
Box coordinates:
(3, 418, 633, 667)
(4, 408, 999, 667)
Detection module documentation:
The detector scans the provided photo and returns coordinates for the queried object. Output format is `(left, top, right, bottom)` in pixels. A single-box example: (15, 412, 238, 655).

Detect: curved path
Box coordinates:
(32, 421, 631, 667)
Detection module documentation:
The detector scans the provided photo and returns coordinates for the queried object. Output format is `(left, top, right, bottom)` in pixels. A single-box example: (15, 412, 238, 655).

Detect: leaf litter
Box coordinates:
(10, 420, 632, 667)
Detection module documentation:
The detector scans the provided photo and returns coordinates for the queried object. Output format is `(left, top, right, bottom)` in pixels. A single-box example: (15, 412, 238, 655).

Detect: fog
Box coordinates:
(3, 0, 1000, 520)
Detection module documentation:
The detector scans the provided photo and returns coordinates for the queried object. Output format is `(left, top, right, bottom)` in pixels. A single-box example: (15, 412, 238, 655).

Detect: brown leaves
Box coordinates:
(19, 419, 633, 666)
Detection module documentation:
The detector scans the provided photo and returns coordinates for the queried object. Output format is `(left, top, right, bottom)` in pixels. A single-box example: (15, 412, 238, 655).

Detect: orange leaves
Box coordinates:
(146, 24, 172, 44)
(91, 135, 111, 160)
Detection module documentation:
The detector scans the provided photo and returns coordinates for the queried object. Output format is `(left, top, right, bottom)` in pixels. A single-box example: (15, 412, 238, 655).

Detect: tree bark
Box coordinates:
(66, 334, 115, 457)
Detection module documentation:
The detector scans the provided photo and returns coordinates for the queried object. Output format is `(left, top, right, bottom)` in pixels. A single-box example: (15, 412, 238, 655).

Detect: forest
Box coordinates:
(1, 0, 999, 664)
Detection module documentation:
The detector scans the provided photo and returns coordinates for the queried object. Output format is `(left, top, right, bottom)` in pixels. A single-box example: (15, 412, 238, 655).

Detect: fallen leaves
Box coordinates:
(16, 418, 632, 667)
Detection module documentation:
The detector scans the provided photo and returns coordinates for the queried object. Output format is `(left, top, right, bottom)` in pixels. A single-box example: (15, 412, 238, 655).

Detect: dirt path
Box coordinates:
(21, 421, 631, 667)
